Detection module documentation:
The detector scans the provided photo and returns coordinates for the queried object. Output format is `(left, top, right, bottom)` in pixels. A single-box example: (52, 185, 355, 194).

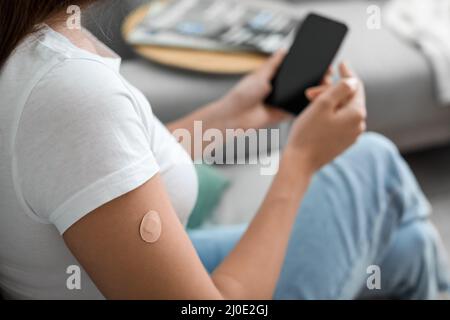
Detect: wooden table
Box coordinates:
(122, 1, 269, 74)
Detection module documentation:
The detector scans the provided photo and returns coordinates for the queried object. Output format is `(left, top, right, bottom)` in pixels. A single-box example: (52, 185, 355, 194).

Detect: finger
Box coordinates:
(317, 78, 359, 110)
(321, 67, 334, 85)
(337, 98, 367, 126)
(305, 85, 329, 101)
(259, 49, 288, 80)
(336, 90, 367, 125)
(339, 62, 356, 79)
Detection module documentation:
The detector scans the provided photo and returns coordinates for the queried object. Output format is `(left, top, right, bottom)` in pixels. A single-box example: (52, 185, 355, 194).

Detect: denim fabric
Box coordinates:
(189, 133, 450, 299)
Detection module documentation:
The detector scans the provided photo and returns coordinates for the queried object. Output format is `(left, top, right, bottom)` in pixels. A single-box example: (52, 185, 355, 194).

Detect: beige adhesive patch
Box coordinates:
(140, 211, 162, 243)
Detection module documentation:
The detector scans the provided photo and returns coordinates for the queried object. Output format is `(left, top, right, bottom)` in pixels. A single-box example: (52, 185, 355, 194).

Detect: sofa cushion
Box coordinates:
(188, 165, 231, 229)
(208, 152, 280, 225)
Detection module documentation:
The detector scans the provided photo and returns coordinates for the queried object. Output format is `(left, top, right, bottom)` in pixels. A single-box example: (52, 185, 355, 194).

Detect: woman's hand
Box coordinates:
(287, 63, 367, 173)
(219, 50, 290, 130)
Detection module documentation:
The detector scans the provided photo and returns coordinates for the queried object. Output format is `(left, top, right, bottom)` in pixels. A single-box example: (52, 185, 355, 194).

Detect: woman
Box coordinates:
(0, 0, 449, 300)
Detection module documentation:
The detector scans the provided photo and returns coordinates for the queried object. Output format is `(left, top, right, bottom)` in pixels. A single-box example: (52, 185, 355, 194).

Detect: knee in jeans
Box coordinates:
(344, 133, 402, 171)
(339, 133, 409, 192)
(356, 132, 399, 159)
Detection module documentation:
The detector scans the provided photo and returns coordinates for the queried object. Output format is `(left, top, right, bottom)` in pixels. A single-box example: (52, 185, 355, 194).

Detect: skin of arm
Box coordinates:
(64, 64, 366, 299)
(64, 151, 313, 300)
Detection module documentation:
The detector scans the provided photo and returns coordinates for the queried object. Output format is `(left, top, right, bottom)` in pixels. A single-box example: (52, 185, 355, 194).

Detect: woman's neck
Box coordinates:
(46, 13, 99, 55)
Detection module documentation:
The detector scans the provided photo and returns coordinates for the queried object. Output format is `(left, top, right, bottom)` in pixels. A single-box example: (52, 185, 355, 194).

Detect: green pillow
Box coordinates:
(187, 164, 231, 229)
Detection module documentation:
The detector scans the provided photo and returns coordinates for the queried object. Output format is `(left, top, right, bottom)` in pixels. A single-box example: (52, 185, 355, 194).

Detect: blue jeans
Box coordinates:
(189, 133, 450, 299)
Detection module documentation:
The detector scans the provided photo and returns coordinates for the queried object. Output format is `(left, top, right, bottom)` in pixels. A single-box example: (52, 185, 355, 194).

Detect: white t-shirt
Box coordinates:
(0, 26, 198, 299)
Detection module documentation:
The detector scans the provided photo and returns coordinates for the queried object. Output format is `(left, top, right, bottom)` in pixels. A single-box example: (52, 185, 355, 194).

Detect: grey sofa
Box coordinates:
(84, 0, 450, 225)
(85, 0, 450, 153)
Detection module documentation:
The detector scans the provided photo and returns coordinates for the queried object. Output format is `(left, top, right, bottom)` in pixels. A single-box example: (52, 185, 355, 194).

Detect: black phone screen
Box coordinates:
(266, 13, 349, 114)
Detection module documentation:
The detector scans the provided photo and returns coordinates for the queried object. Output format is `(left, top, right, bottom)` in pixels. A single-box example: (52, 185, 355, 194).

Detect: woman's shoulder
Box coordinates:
(5, 30, 130, 108)
(21, 27, 130, 105)
(1, 31, 140, 136)
(23, 57, 135, 122)
(37, 56, 127, 97)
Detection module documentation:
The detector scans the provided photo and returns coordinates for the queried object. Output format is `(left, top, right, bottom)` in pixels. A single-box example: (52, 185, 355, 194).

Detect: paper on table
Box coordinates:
(126, 0, 300, 54)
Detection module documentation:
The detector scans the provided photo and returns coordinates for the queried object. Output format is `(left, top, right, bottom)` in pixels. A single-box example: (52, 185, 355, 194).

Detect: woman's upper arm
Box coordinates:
(63, 174, 223, 300)
(18, 59, 223, 299)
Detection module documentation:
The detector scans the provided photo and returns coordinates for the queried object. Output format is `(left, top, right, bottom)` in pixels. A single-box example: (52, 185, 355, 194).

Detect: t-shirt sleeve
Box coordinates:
(15, 59, 160, 234)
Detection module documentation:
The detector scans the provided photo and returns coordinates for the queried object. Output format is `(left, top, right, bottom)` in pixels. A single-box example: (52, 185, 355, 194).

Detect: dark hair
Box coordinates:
(0, 0, 97, 69)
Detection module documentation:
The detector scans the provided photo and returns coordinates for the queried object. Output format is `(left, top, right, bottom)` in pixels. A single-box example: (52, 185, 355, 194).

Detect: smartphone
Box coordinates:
(266, 13, 349, 114)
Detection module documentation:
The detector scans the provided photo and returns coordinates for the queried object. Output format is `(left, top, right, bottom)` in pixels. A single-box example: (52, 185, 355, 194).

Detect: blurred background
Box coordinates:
(83, 0, 450, 256)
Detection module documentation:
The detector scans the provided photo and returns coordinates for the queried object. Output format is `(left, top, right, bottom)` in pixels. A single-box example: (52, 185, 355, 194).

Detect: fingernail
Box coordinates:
(344, 78, 359, 91)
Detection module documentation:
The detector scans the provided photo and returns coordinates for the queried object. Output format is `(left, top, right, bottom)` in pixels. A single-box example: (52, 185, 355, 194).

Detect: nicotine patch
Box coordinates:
(140, 211, 162, 243)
